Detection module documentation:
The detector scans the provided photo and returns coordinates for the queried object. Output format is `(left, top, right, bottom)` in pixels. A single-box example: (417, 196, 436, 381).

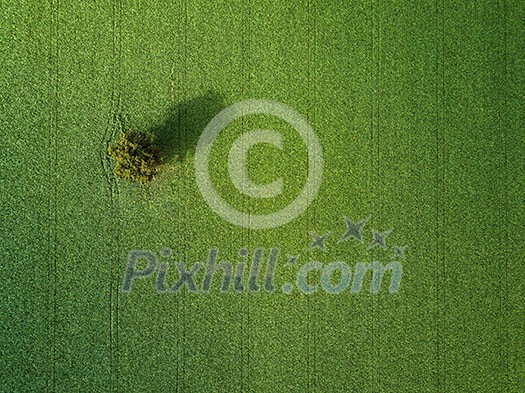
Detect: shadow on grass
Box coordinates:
(149, 91, 226, 163)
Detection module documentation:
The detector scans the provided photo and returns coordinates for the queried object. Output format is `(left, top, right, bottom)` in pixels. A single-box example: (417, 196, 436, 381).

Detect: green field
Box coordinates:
(1, 1, 524, 392)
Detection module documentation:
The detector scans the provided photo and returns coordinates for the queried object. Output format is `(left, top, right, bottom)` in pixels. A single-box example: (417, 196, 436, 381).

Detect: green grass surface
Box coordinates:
(1, 1, 524, 392)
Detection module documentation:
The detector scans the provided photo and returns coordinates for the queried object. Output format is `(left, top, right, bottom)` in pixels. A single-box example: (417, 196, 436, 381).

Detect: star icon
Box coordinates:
(308, 231, 331, 252)
(392, 245, 407, 259)
(367, 228, 393, 250)
(287, 255, 299, 265)
(337, 215, 371, 243)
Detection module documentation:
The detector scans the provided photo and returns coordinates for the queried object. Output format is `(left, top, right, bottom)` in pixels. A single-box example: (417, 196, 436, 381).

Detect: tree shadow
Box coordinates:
(149, 91, 226, 163)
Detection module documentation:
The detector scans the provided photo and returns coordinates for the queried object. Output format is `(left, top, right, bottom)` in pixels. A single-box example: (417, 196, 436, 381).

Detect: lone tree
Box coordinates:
(108, 131, 162, 183)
